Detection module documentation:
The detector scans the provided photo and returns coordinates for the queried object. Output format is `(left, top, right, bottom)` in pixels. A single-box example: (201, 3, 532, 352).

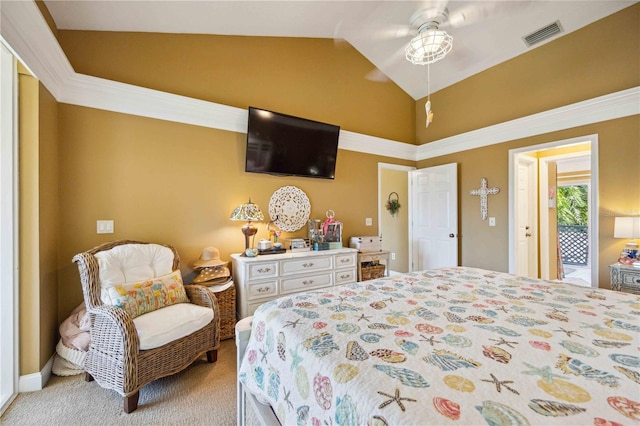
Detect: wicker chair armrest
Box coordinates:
(185, 284, 221, 346)
(88, 304, 140, 360)
(185, 284, 218, 309)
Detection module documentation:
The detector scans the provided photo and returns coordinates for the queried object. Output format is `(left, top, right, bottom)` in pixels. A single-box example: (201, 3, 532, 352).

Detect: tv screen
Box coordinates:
(245, 107, 340, 179)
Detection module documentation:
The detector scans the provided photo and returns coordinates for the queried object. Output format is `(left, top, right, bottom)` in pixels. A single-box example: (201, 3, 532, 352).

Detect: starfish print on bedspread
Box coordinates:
(553, 327, 583, 338)
(521, 362, 565, 384)
(599, 303, 618, 310)
(481, 373, 520, 395)
(356, 313, 372, 322)
(489, 337, 518, 349)
(377, 388, 417, 412)
(284, 318, 303, 328)
(420, 335, 442, 346)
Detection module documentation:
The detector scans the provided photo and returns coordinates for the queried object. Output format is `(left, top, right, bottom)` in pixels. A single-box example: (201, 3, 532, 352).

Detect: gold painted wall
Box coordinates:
(15, 2, 639, 375)
(417, 115, 640, 289)
(56, 104, 415, 320)
(414, 5, 639, 289)
(18, 66, 60, 374)
(56, 31, 416, 144)
(380, 167, 410, 273)
(416, 4, 640, 143)
(19, 68, 40, 375)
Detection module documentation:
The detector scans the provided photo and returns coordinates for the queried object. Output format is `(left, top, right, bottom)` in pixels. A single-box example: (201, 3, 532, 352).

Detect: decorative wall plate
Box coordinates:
(269, 186, 311, 232)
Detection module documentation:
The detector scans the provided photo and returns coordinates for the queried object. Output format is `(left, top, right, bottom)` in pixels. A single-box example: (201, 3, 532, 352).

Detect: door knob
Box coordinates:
(449, 234, 455, 238)
(525, 233, 532, 237)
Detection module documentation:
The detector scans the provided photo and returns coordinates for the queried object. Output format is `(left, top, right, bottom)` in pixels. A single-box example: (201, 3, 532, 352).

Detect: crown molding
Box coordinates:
(2, 1, 638, 163)
(417, 87, 640, 160)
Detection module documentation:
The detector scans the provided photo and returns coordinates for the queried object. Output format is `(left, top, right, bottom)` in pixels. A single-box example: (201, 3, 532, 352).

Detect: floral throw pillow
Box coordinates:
(103, 270, 188, 319)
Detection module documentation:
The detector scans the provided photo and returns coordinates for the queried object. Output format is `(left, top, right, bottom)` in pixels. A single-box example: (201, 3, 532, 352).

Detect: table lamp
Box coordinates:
(230, 198, 264, 252)
(614, 216, 640, 259)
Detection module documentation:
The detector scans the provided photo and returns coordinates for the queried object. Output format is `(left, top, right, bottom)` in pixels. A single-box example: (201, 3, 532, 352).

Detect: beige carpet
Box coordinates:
(1, 339, 246, 425)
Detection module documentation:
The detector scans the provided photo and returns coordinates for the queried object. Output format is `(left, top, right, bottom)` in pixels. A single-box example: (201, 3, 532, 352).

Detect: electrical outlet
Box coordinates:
(489, 217, 496, 227)
(365, 218, 372, 226)
(97, 220, 114, 234)
(391, 252, 396, 260)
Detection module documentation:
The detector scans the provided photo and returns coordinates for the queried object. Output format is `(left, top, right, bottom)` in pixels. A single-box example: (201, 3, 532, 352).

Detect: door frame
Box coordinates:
(539, 151, 592, 281)
(508, 135, 599, 285)
(0, 42, 19, 414)
(378, 162, 415, 274)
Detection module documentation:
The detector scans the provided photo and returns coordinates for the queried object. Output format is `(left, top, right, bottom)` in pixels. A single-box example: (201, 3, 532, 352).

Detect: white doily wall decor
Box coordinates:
(268, 186, 311, 232)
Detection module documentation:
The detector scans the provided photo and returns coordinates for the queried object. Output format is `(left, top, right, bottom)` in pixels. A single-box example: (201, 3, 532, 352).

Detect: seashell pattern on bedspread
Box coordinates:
(238, 267, 640, 425)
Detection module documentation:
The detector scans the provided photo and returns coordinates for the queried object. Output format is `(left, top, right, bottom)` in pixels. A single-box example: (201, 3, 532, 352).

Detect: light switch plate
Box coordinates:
(97, 220, 114, 234)
(365, 218, 372, 226)
(489, 217, 496, 227)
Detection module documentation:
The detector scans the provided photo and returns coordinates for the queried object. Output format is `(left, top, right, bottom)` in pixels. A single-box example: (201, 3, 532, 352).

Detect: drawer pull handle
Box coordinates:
(340, 274, 350, 279)
(340, 259, 351, 263)
(256, 287, 271, 293)
(303, 262, 314, 268)
(257, 267, 272, 273)
(635, 278, 640, 284)
(302, 280, 314, 285)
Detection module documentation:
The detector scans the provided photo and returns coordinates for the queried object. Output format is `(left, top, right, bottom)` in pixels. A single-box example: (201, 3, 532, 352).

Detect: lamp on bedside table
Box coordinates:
(614, 216, 640, 259)
(230, 198, 264, 253)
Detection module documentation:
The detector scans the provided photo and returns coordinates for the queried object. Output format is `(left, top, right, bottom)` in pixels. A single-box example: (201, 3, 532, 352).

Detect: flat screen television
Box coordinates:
(245, 107, 340, 180)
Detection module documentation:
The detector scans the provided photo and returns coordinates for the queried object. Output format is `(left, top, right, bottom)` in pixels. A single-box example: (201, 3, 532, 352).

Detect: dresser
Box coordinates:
(609, 263, 640, 294)
(232, 248, 358, 318)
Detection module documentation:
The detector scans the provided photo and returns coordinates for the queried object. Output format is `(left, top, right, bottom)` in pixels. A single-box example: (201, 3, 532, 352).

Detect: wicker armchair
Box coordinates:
(72, 240, 220, 413)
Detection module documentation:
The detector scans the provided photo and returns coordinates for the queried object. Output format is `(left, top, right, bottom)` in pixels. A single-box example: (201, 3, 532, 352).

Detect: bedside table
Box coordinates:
(609, 263, 640, 294)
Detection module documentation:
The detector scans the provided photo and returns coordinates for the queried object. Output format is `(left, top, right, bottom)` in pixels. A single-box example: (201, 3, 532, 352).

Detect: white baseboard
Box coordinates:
(18, 353, 53, 392)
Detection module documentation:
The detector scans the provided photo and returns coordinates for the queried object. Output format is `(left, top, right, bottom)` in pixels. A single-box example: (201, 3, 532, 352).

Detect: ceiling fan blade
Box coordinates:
(365, 43, 407, 83)
(365, 68, 391, 82)
(446, 0, 534, 28)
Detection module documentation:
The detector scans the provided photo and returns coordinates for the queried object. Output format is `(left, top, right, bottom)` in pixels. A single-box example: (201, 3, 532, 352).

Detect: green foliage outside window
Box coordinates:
(557, 185, 588, 226)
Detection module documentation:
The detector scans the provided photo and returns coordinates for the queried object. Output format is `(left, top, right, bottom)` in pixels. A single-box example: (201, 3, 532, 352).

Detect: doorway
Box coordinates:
(378, 163, 414, 274)
(508, 135, 598, 287)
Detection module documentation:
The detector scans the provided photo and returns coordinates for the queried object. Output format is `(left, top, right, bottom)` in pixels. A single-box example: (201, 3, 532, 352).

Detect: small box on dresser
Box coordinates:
(609, 263, 640, 294)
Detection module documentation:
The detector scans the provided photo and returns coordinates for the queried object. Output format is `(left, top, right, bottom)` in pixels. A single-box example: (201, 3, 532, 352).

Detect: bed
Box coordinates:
(236, 266, 640, 425)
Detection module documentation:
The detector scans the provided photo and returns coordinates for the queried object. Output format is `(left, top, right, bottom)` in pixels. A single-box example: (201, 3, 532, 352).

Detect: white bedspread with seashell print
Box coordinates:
(238, 267, 640, 425)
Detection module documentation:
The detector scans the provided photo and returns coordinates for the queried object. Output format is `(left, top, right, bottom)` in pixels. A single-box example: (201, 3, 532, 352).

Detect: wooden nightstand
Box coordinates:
(609, 263, 640, 294)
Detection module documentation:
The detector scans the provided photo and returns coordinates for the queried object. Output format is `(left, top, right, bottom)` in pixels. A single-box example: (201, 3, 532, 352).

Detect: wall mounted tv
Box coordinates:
(245, 107, 340, 180)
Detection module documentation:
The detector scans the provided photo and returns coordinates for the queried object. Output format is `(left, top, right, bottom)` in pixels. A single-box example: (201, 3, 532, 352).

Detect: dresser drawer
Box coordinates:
(280, 256, 332, 276)
(335, 268, 356, 285)
(335, 252, 357, 269)
(280, 273, 332, 294)
(247, 280, 278, 300)
(247, 262, 278, 280)
(621, 272, 640, 285)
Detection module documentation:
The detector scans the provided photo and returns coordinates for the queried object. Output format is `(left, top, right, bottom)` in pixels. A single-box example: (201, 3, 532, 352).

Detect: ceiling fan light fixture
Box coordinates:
(405, 28, 453, 65)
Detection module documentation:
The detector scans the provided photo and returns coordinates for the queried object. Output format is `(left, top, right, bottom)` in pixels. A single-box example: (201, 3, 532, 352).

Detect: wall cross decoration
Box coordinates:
(470, 177, 500, 220)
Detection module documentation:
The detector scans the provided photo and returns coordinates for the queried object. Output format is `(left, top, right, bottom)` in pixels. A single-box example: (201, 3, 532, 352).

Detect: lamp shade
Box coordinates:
(613, 217, 640, 238)
(230, 199, 264, 222)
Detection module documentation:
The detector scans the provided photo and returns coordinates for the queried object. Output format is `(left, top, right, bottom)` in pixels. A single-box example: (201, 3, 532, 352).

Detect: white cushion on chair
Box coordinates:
(133, 303, 214, 350)
(95, 244, 175, 288)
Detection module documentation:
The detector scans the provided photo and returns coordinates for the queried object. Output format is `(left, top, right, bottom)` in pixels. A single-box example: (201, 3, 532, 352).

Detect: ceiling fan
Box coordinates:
(351, 1, 529, 127)
(360, 0, 530, 82)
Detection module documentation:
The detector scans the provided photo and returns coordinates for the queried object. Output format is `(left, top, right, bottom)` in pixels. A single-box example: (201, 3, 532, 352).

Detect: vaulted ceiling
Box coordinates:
(43, 0, 636, 100)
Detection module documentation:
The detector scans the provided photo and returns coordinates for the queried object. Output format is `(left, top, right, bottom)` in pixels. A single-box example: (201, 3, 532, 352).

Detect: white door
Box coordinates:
(409, 163, 458, 271)
(514, 154, 538, 277)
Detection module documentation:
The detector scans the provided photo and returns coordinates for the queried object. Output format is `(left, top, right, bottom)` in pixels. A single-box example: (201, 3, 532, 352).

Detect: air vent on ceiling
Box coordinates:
(522, 20, 564, 47)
